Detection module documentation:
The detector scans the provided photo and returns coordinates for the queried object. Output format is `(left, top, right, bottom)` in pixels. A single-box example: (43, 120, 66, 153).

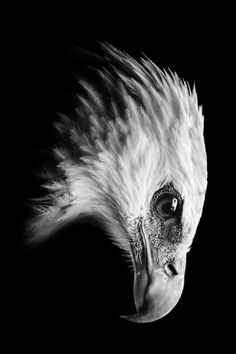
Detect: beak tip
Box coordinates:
(120, 312, 167, 323)
(120, 269, 186, 323)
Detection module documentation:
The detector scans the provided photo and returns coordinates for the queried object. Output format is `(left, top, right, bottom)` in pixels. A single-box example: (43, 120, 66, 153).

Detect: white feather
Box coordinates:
(27, 44, 207, 256)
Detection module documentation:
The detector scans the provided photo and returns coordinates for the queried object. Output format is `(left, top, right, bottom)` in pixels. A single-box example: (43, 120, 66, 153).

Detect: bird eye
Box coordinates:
(156, 193, 179, 219)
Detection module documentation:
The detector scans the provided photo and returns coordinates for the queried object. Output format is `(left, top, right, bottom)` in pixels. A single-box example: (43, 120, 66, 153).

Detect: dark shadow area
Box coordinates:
(7, 217, 134, 337)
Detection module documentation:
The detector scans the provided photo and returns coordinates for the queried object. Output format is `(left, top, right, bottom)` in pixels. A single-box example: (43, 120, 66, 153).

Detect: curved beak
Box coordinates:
(121, 223, 187, 323)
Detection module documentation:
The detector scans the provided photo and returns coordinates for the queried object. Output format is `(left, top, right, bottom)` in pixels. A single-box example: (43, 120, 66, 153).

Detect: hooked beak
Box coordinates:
(121, 222, 187, 323)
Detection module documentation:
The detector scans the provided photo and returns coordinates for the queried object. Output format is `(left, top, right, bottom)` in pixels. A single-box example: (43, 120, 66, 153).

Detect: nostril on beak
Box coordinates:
(164, 263, 178, 278)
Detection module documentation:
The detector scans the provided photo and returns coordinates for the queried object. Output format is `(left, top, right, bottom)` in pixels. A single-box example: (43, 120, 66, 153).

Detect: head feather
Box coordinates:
(27, 43, 207, 254)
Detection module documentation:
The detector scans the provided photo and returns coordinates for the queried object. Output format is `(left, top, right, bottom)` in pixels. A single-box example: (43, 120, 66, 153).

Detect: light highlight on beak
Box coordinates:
(121, 222, 187, 323)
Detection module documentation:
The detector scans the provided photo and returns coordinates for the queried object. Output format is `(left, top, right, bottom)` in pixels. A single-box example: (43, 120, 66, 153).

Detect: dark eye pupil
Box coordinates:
(162, 201, 175, 213)
(156, 194, 178, 218)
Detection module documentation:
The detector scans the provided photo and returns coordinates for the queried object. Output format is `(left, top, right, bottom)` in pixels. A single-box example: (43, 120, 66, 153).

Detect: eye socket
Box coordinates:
(155, 193, 179, 219)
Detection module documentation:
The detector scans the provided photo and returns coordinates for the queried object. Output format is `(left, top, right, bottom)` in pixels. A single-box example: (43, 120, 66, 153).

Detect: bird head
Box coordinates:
(28, 43, 207, 323)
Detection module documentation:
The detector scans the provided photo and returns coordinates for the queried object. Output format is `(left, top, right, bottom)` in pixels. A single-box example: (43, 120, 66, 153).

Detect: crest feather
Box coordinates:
(27, 43, 207, 253)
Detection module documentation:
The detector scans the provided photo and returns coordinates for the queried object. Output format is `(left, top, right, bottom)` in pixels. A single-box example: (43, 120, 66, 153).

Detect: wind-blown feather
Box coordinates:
(27, 43, 207, 258)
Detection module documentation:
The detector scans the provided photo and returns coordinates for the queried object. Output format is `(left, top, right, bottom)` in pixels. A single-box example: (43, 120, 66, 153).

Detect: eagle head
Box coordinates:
(27, 43, 207, 323)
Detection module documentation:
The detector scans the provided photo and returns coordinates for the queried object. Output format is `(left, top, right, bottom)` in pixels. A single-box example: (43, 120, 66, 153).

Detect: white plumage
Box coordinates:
(27, 43, 207, 322)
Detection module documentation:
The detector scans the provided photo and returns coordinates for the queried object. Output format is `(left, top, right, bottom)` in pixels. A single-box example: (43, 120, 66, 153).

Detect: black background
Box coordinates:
(4, 10, 232, 346)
